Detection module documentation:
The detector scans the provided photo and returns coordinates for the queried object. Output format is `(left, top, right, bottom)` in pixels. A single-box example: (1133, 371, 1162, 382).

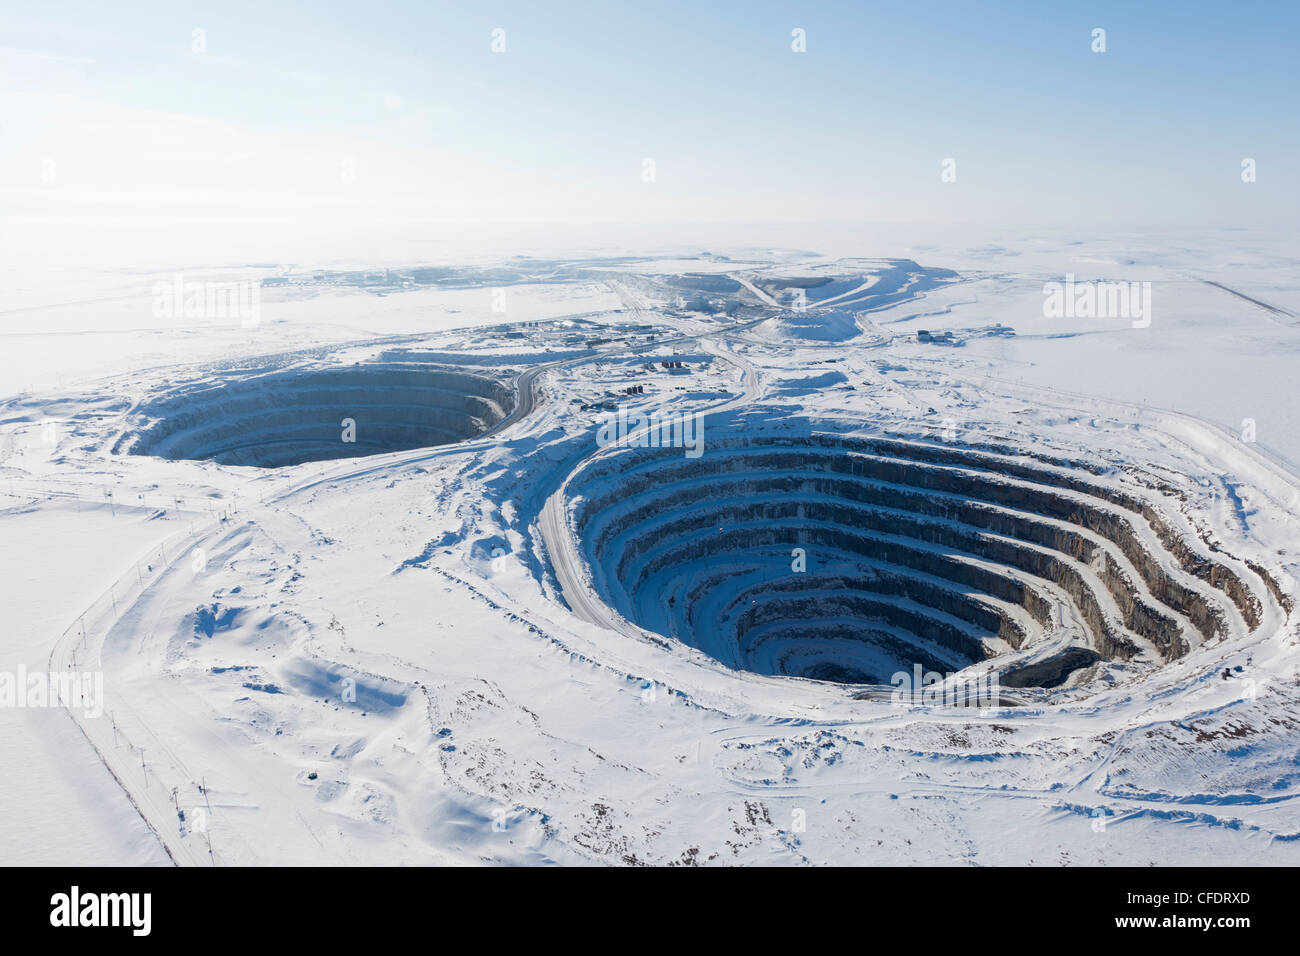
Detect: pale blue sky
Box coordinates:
(2, 0, 1296, 227)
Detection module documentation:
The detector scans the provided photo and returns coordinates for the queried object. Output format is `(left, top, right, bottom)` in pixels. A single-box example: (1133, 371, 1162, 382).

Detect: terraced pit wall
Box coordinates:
(115, 364, 514, 467)
(566, 435, 1268, 684)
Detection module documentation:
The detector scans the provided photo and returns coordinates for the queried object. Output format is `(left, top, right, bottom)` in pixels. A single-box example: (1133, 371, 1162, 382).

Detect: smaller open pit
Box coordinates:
(117, 362, 514, 467)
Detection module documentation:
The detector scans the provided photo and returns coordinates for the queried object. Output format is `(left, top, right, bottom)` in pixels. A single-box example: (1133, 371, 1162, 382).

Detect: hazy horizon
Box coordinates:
(3, 0, 1297, 251)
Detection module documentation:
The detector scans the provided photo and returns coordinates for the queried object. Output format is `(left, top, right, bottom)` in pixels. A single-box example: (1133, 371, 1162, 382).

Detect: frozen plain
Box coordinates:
(2, 226, 1299, 865)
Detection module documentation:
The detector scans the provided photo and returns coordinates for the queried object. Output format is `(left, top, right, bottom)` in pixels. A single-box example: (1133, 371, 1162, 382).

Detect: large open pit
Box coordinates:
(115, 362, 514, 467)
(566, 435, 1274, 686)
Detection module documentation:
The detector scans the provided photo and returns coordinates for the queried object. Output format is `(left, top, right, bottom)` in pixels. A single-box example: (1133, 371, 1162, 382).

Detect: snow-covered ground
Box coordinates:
(3, 230, 1298, 865)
